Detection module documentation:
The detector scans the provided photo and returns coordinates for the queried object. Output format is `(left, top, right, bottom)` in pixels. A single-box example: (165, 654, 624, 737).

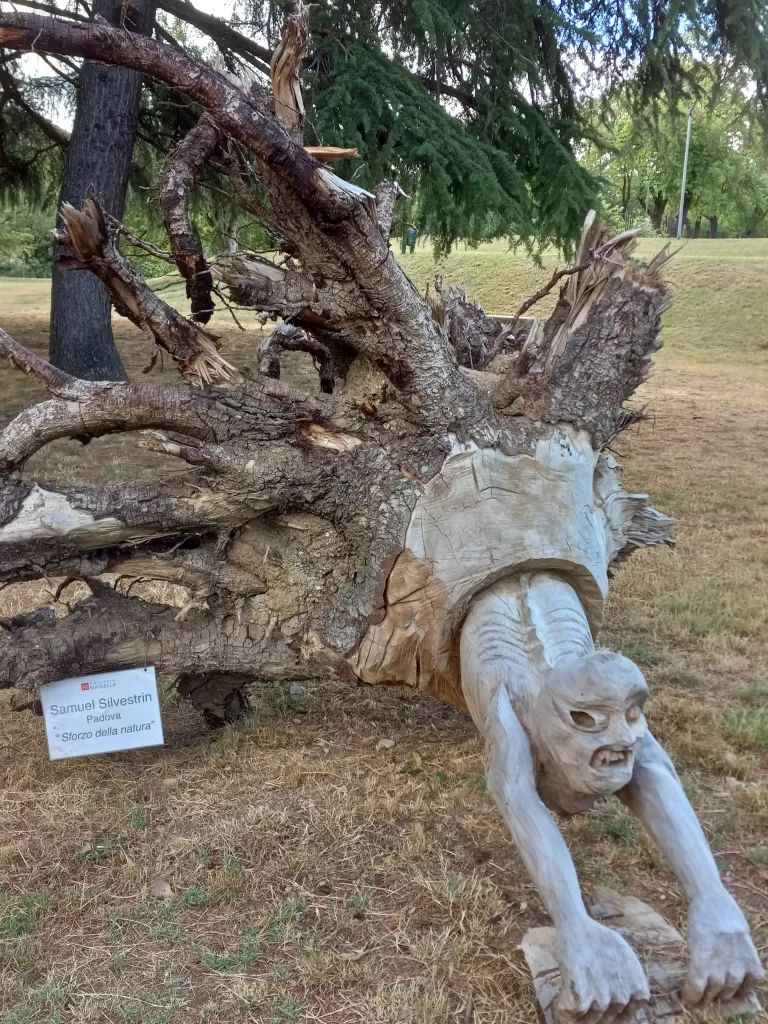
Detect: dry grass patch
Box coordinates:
(2, 240, 768, 1021)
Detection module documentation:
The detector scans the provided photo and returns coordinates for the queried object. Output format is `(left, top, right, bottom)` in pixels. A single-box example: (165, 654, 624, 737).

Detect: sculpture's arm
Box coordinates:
(619, 734, 764, 1006)
(461, 580, 650, 1021)
(479, 680, 592, 932)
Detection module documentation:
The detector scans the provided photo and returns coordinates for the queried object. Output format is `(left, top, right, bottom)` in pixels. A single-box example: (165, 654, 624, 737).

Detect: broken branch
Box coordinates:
(269, 0, 309, 136)
(259, 323, 339, 394)
(505, 259, 591, 336)
(159, 114, 220, 323)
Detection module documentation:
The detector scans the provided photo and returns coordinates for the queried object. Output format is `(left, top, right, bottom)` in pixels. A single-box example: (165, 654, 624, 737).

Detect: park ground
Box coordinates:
(0, 238, 767, 1023)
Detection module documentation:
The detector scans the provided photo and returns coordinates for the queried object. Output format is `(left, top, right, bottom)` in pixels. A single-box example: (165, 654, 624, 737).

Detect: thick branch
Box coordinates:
(0, 475, 259, 558)
(0, 584, 311, 691)
(0, 521, 265, 600)
(0, 14, 351, 208)
(56, 198, 235, 382)
(0, 330, 335, 471)
(214, 251, 368, 327)
(0, 390, 214, 472)
(160, 114, 220, 323)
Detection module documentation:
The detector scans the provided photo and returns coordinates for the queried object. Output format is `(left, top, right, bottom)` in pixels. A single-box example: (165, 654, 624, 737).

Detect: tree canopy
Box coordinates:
(581, 63, 768, 237)
(1, 0, 767, 252)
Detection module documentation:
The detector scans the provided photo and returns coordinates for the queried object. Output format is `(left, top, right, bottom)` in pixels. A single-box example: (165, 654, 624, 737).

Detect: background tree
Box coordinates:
(50, 0, 156, 381)
(581, 63, 768, 237)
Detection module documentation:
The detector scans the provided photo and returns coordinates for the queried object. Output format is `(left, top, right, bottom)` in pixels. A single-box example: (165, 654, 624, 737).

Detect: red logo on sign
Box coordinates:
(81, 683, 90, 691)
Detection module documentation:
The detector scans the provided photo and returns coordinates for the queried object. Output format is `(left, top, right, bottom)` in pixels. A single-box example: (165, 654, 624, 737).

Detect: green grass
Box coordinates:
(723, 708, 768, 751)
(5, 237, 768, 371)
(200, 928, 261, 972)
(397, 236, 768, 367)
(0, 891, 53, 939)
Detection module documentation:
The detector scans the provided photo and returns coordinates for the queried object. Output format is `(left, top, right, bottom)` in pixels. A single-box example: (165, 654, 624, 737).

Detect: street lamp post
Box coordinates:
(677, 106, 694, 240)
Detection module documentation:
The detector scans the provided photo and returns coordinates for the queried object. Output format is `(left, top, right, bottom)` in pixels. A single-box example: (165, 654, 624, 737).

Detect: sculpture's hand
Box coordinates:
(556, 917, 650, 1023)
(684, 892, 764, 1006)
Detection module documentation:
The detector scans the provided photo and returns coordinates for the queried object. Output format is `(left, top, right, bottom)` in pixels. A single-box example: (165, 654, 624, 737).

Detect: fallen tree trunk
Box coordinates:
(0, 5, 674, 712)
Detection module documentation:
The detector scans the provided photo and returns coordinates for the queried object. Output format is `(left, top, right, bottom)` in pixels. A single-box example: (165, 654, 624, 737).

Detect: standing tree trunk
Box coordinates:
(706, 214, 718, 239)
(692, 215, 701, 239)
(650, 192, 667, 232)
(49, 0, 156, 381)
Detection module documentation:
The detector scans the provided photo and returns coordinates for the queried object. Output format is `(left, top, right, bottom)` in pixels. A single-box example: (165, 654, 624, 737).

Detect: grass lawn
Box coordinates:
(1, 238, 767, 1023)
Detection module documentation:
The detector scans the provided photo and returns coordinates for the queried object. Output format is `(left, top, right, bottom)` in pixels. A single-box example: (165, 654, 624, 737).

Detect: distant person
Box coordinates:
(401, 225, 419, 254)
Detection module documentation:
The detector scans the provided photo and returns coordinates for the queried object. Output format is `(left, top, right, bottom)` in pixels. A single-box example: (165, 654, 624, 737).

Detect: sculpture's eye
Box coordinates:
(626, 705, 642, 724)
(570, 710, 597, 729)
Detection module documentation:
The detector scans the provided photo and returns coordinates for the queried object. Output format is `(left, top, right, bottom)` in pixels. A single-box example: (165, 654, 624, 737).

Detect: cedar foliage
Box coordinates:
(1, 0, 767, 252)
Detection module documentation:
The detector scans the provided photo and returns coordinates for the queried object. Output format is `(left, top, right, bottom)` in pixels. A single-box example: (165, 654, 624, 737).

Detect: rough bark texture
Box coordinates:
(0, 9, 674, 726)
(49, 0, 156, 382)
(431, 276, 513, 369)
(259, 323, 339, 394)
(159, 114, 220, 323)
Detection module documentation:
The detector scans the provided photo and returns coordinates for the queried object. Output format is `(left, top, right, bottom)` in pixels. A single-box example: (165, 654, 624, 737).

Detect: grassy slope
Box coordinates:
(1, 241, 767, 1024)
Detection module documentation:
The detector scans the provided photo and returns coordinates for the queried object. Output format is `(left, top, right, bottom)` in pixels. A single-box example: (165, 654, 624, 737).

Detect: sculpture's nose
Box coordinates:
(609, 715, 638, 747)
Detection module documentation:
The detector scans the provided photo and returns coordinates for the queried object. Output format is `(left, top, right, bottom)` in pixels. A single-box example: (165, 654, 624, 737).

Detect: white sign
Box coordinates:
(40, 667, 164, 760)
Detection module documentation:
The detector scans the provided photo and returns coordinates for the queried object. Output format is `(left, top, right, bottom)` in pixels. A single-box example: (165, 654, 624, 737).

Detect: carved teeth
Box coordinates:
(592, 748, 630, 767)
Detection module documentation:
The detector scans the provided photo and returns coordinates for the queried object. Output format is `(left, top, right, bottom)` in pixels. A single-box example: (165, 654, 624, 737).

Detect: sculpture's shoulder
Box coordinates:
(349, 429, 612, 707)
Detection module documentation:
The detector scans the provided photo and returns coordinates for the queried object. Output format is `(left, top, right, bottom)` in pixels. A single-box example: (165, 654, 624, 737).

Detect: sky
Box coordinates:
(195, 1, 235, 14)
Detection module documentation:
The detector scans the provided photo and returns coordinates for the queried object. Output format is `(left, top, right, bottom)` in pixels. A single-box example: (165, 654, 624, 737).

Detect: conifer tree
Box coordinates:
(2, 0, 767, 265)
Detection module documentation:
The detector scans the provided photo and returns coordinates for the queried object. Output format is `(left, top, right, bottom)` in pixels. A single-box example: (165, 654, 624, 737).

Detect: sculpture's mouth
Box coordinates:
(591, 746, 631, 768)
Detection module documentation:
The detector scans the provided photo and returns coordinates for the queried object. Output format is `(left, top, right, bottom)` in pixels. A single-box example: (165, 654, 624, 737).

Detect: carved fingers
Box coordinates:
(683, 893, 764, 1007)
(578, 1002, 641, 1024)
(556, 919, 650, 1024)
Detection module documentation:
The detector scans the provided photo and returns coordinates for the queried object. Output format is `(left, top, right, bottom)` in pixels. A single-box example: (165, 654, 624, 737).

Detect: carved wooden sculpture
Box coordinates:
(0, 6, 762, 1021)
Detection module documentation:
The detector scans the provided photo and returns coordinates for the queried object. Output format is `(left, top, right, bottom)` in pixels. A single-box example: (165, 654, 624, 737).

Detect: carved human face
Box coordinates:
(532, 651, 649, 796)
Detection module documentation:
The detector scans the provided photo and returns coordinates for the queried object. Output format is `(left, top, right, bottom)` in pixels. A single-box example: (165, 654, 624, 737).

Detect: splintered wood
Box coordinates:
(521, 889, 761, 1022)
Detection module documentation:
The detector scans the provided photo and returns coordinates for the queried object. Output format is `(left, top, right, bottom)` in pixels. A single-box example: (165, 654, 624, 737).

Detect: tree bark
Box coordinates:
(706, 214, 718, 239)
(49, 0, 156, 382)
(159, 114, 220, 323)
